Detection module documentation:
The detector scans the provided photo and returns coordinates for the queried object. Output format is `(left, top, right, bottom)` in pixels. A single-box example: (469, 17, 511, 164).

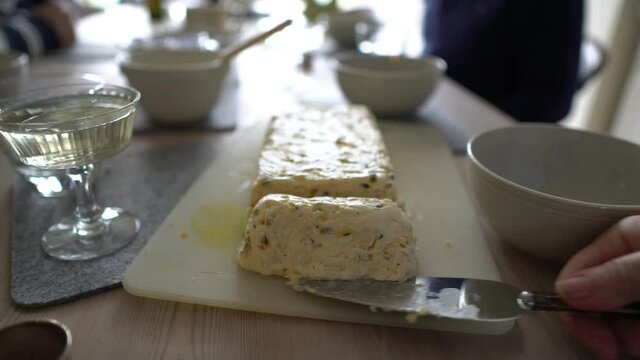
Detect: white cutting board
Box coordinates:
(123, 119, 514, 335)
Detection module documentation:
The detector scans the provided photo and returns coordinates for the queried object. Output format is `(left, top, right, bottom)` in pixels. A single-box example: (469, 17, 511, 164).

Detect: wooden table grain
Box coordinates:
(0, 5, 594, 359)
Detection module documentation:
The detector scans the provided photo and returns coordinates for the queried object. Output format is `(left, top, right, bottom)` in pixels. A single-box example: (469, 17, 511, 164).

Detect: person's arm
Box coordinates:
(555, 215, 640, 360)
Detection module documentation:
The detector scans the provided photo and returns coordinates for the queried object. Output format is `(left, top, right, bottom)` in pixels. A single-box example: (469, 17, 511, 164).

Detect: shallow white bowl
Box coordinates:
(334, 52, 446, 118)
(119, 49, 228, 124)
(467, 125, 640, 261)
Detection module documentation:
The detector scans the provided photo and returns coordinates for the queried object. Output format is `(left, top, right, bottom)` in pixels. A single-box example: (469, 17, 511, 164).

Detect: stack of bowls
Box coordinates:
(467, 125, 640, 261)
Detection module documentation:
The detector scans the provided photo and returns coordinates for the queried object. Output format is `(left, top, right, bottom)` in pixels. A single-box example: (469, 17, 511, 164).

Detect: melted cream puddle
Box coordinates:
(188, 203, 246, 247)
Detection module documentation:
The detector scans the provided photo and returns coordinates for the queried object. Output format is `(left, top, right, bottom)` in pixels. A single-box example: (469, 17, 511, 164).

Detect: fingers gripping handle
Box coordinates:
(518, 292, 640, 315)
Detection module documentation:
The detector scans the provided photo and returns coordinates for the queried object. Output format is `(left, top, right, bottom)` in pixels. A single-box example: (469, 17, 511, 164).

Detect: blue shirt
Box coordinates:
(423, 0, 584, 123)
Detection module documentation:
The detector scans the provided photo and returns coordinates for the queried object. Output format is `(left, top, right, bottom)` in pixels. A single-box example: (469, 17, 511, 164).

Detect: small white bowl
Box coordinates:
(325, 9, 378, 48)
(467, 125, 640, 261)
(119, 49, 228, 124)
(334, 52, 446, 118)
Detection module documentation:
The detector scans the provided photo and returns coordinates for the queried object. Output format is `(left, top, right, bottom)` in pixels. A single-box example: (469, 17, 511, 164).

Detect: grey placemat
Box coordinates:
(11, 139, 219, 307)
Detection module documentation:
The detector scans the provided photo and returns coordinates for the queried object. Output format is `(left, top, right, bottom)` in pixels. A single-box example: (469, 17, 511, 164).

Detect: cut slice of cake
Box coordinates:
(238, 194, 417, 281)
(249, 105, 396, 206)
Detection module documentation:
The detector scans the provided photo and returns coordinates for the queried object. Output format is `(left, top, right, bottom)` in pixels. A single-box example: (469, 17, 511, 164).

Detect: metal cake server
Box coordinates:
(291, 277, 640, 321)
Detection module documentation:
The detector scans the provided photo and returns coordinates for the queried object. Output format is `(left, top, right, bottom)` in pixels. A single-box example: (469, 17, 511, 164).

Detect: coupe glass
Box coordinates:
(0, 84, 141, 260)
(1, 73, 106, 198)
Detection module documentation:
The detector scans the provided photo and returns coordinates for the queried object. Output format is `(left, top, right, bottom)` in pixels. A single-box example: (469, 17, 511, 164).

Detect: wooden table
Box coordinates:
(0, 5, 593, 359)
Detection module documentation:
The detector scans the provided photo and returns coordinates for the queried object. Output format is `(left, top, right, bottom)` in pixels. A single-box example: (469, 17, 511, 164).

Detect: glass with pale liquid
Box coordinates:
(0, 72, 107, 197)
(0, 84, 141, 260)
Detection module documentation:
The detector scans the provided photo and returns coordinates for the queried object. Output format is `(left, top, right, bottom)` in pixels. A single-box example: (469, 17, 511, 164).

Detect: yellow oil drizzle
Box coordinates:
(189, 203, 246, 247)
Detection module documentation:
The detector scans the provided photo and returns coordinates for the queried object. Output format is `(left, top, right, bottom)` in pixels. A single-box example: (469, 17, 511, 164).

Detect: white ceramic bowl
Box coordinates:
(119, 49, 228, 124)
(467, 125, 640, 261)
(334, 52, 446, 118)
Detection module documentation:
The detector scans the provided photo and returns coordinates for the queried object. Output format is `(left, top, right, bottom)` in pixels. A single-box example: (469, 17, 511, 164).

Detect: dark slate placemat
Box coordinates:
(132, 67, 240, 133)
(11, 138, 220, 307)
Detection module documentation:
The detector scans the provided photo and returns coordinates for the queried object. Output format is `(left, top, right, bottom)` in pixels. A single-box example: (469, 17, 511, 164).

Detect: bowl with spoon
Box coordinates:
(119, 20, 292, 124)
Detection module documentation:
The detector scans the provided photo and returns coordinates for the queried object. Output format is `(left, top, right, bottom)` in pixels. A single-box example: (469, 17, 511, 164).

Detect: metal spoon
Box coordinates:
(218, 19, 292, 62)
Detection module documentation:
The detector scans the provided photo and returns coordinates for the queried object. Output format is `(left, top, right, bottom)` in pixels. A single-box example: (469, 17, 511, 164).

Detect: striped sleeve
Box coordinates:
(0, 13, 59, 56)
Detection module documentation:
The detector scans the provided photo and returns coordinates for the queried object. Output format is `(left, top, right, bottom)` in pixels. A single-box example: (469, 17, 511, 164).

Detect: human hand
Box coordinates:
(32, 1, 76, 48)
(555, 215, 640, 360)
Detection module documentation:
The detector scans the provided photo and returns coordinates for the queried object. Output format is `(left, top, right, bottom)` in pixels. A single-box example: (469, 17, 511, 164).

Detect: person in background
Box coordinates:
(556, 215, 640, 360)
(423, 0, 583, 123)
(0, 0, 76, 56)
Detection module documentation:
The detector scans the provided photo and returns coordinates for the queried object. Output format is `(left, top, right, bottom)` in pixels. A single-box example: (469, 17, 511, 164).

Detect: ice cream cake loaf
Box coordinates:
(249, 105, 397, 206)
(238, 194, 417, 281)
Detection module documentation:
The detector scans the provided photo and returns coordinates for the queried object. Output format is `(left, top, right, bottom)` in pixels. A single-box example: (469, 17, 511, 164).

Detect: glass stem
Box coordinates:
(68, 164, 104, 236)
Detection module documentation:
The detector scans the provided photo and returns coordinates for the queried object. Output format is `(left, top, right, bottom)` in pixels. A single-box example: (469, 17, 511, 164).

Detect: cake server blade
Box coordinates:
(291, 277, 640, 321)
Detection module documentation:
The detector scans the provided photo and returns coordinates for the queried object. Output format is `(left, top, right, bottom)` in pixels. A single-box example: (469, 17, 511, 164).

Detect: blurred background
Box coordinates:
(70, 0, 640, 141)
(7, 0, 640, 142)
